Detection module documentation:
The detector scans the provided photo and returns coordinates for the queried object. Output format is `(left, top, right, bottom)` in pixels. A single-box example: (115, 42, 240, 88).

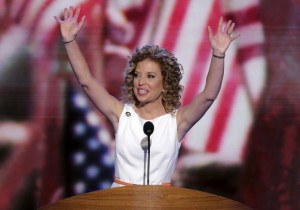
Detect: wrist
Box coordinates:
(62, 35, 77, 44)
(212, 50, 225, 59)
(212, 50, 225, 57)
(212, 53, 225, 59)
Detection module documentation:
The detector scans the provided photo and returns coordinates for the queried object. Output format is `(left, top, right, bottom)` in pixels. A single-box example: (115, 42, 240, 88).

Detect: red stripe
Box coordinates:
(124, 0, 156, 48)
(225, 6, 261, 26)
(161, 0, 190, 51)
(205, 60, 241, 152)
(182, 1, 221, 106)
(238, 43, 264, 63)
(15, 0, 32, 24)
(26, 0, 53, 42)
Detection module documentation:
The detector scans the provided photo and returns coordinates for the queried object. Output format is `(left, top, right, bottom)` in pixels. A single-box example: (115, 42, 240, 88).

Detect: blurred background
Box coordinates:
(0, 0, 299, 210)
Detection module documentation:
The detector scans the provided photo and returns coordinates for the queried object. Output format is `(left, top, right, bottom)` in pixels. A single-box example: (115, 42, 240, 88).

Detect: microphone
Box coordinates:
(140, 137, 149, 151)
(143, 121, 154, 136)
(143, 121, 154, 185)
(140, 137, 148, 185)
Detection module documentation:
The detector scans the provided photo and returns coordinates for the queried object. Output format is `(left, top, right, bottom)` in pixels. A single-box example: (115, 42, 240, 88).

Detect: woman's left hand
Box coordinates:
(208, 17, 240, 56)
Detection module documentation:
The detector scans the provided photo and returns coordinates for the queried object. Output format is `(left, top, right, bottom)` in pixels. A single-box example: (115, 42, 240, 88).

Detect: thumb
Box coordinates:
(54, 16, 62, 24)
(78, 16, 86, 29)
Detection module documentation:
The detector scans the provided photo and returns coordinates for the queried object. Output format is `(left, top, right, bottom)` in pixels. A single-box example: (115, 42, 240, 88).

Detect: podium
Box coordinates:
(39, 186, 252, 210)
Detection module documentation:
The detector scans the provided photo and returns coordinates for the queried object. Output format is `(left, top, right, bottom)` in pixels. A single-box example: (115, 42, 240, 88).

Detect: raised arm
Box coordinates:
(54, 7, 123, 129)
(177, 17, 240, 140)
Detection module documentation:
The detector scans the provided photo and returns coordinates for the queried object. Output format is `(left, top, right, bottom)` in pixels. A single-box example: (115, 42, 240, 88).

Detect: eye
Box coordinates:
(133, 72, 139, 78)
(147, 74, 155, 79)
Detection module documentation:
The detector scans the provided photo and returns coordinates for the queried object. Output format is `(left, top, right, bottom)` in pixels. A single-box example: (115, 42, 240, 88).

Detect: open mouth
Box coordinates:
(137, 88, 148, 95)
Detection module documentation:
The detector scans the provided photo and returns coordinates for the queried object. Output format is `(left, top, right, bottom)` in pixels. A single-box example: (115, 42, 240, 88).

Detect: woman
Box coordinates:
(55, 6, 239, 187)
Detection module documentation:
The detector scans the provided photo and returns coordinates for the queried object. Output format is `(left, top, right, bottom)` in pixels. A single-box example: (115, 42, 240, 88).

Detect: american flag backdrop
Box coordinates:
(131, 0, 266, 167)
(63, 84, 114, 196)
(0, 0, 266, 209)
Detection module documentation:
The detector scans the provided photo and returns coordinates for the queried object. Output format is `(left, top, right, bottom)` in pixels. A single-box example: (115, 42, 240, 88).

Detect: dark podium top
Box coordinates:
(39, 185, 252, 210)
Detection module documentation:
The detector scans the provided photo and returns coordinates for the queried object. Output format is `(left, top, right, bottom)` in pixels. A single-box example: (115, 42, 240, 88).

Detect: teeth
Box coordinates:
(138, 89, 147, 94)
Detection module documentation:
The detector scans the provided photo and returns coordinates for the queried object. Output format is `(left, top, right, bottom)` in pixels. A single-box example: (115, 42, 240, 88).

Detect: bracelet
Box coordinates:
(62, 37, 76, 44)
(212, 54, 225, 59)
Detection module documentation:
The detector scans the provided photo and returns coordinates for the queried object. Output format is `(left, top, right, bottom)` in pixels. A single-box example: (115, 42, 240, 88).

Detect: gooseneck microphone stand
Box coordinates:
(143, 121, 154, 185)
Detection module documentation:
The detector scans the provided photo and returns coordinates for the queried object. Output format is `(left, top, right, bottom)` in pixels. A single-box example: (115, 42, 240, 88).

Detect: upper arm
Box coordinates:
(177, 92, 214, 140)
(81, 77, 124, 129)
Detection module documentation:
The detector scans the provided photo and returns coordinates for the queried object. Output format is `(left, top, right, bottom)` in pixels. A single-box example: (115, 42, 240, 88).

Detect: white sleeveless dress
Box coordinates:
(112, 104, 181, 187)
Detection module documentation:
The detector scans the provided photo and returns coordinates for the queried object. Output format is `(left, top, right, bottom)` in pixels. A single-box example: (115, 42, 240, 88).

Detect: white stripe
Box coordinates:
(37, 0, 86, 30)
(183, 86, 253, 165)
(174, 0, 214, 88)
(110, 0, 145, 9)
(152, 0, 176, 45)
(0, 27, 28, 71)
(218, 86, 253, 164)
(177, 152, 222, 168)
(183, 96, 218, 151)
(138, 0, 160, 46)
(221, 0, 259, 13)
(236, 22, 265, 48)
(242, 56, 267, 103)
(20, 0, 45, 25)
(183, 45, 238, 151)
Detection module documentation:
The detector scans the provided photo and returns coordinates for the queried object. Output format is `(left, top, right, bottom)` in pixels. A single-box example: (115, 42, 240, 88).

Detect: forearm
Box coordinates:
(63, 39, 122, 121)
(203, 54, 225, 100)
(64, 40, 92, 85)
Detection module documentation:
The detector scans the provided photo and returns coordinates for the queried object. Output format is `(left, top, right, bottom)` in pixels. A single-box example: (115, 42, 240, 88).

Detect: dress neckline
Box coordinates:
(128, 104, 170, 122)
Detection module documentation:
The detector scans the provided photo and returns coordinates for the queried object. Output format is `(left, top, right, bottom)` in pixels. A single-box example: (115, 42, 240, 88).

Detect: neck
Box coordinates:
(135, 101, 166, 120)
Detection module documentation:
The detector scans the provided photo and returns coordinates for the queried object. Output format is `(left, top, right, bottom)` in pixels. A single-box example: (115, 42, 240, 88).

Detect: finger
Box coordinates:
(218, 16, 223, 32)
(74, 7, 81, 21)
(64, 8, 68, 20)
(225, 20, 232, 32)
(230, 33, 241, 41)
(207, 26, 213, 39)
(228, 22, 235, 34)
(78, 16, 86, 30)
(69, 6, 74, 17)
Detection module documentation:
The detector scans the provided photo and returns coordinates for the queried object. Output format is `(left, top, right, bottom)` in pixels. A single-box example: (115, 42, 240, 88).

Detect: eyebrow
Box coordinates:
(134, 70, 157, 75)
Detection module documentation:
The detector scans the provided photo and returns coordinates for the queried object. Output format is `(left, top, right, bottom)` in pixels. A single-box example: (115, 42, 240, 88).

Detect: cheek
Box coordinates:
(132, 79, 138, 87)
(158, 80, 164, 91)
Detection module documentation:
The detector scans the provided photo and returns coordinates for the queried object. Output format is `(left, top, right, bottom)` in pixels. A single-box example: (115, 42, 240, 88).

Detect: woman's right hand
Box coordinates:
(54, 6, 86, 42)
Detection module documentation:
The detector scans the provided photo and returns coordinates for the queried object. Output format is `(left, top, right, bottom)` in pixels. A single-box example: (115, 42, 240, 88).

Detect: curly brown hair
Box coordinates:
(121, 45, 184, 113)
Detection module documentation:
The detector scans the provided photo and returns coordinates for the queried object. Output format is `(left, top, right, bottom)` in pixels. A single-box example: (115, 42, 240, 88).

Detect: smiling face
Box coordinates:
(121, 45, 183, 113)
(133, 59, 164, 107)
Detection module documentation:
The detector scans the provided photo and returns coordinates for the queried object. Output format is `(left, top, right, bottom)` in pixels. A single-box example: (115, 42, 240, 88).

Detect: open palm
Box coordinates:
(54, 7, 86, 42)
(208, 17, 240, 55)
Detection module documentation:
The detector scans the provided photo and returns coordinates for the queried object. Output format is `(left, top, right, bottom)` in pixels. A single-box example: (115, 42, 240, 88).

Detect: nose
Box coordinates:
(138, 75, 146, 85)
